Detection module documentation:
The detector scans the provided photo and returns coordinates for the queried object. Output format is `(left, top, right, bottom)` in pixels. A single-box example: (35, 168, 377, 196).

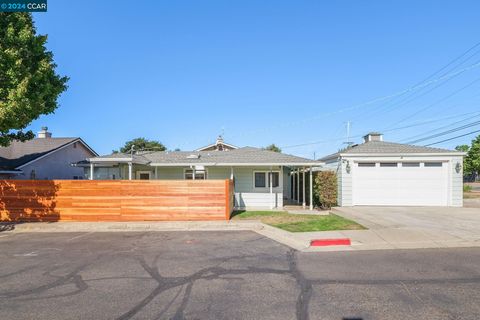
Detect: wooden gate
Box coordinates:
(0, 179, 234, 222)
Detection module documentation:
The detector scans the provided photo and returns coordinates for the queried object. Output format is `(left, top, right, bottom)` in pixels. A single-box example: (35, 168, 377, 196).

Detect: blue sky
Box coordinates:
(30, 0, 480, 157)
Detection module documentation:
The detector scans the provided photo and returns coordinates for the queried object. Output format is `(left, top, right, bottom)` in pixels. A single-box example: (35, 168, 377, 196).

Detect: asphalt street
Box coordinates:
(0, 230, 479, 320)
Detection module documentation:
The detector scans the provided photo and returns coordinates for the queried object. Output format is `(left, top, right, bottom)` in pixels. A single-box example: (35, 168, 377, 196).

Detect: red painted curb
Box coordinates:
(310, 238, 351, 246)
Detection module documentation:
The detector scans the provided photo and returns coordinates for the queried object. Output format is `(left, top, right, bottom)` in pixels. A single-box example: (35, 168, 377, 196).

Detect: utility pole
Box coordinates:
(343, 121, 354, 147)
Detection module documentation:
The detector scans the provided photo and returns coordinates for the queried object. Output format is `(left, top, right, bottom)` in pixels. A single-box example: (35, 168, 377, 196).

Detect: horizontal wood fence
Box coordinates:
(0, 179, 234, 222)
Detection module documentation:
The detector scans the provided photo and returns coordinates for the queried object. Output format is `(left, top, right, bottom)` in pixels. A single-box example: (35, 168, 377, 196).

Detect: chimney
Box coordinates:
(37, 126, 52, 138)
(363, 132, 383, 143)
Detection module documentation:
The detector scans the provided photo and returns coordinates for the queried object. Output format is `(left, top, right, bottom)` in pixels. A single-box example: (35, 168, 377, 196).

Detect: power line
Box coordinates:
(344, 42, 480, 125)
(424, 129, 480, 146)
(280, 111, 480, 149)
(385, 76, 480, 128)
(406, 120, 480, 144)
(400, 111, 480, 143)
(231, 61, 480, 139)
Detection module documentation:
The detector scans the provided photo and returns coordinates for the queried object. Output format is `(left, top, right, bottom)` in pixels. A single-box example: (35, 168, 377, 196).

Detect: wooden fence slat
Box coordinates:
(0, 179, 234, 222)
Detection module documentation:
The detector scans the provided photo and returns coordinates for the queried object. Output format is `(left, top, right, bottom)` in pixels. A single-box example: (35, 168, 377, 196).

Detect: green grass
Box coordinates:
(231, 210, 365, 232)
(464, 184, 473, 192)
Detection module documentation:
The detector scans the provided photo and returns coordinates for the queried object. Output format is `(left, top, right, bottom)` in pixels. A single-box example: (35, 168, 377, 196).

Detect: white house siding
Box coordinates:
(18, 142, 94, 180)
(211, 166, 284, 209)
(129, 166, 284, 209)
(450, 156, 464, 207)
(154, 167, 184, 179)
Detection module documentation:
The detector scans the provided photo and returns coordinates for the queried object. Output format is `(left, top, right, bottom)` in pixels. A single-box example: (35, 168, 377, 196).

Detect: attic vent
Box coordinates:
(187, 154, 200, 159)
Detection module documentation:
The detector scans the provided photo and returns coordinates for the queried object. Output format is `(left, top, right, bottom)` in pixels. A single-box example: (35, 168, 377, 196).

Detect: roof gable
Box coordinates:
(0, 138, 97, 170)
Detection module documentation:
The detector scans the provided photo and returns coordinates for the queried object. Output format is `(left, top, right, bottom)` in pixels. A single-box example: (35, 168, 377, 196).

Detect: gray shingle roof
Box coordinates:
(320, 141, 463, 161)
(91, 147, 317, 165)
(0, 138, 79, 170)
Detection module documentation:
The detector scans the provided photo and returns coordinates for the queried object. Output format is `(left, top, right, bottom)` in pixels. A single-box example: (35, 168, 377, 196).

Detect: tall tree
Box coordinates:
(455, 145, 469, 152)
(465, 135, 480, 176)
(264, 144, 282, 153)
(117, 138, 166, 153)
(0, 13, 68, 146)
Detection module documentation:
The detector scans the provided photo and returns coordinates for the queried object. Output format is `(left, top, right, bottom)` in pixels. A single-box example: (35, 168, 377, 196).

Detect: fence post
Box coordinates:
(225, 179, 231, 220)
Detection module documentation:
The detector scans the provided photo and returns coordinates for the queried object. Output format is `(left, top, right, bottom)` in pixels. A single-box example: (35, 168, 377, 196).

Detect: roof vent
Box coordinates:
(37, 126, 52, 138)
(187, 154, 200, 159)
(363, 132, 383, 143)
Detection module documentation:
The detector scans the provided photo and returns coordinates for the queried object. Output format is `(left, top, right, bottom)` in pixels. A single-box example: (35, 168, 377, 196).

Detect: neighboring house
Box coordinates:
(0, 127, 98, 180)
(82, 139, 318, 210)
(320, 132, 465, 207)
(195, 136, 238, 151)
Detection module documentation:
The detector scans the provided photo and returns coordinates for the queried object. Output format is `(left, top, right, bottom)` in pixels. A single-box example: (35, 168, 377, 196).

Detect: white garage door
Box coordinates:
(352, 161, 448, 206)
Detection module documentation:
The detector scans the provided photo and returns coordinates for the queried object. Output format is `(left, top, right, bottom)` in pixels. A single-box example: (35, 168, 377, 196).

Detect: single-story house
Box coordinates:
(0, 127, 98, 180)
(320, 132, 465, 207)
(81, 137, 319, 210)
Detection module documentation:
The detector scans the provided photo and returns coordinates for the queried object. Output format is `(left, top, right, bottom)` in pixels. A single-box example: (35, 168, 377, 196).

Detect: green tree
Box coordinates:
(465, 135, 480, 176)
(117, 138, 166, 153)
(455, 145, 469, 152)
(0, 13, 68, 146)
(264, 144, 282, 153)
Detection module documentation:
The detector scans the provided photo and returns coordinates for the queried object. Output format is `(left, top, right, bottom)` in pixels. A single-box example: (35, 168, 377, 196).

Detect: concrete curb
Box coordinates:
(3, 220, 480, 253)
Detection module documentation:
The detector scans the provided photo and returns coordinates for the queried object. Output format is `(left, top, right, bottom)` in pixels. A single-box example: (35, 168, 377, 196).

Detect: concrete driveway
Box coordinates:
(333, 206, 480, 244)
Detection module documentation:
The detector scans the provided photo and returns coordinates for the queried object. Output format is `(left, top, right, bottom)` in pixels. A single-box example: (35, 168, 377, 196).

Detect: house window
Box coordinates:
(358, 163, 376, 167)
(184, 169, 207, 180)
(136, 171, 151, 180)
(380, 162, 398, 167)
(424, 162, 443, 167)
(254, 172, 266, 188)
(269, 172, 280, 188)
(254, 171, 280, 188)
(402, 162, 420, 167)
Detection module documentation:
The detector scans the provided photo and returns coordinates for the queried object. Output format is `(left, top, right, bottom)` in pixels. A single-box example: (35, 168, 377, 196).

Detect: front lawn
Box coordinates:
(231, 211, 365, 232)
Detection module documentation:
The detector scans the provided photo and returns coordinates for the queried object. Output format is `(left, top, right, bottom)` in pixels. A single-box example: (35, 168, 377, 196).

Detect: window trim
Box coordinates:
(269, 171, 280, 188)
(253, 170, 280, 189)
(136, 171, 152, 180)
(184, 168, 208, 180)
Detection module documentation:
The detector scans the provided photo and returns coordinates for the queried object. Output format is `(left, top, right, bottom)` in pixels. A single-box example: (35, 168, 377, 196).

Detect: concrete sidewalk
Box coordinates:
(2, 212, 480, 252)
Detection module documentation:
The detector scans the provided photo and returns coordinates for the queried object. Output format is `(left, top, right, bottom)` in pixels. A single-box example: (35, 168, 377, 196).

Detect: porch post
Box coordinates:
(154, 166, 158, 179)
(292, 170, 296, 201)
(296, 168, 300, 203)
(269, 167, 273, 209)
(230, 167, 234, 179)
(89, 162, 94, 180)
(309, 166, 313, 210)
(302, 167, 306, 208)
(128, 162, 132, 180)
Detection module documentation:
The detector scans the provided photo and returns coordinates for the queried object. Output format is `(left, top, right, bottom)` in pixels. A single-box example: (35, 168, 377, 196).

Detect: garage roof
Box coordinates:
(320, 141, 465, 161)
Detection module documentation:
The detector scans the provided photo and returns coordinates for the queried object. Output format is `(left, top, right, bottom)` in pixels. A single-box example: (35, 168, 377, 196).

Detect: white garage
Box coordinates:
(320, 133, 465, 207)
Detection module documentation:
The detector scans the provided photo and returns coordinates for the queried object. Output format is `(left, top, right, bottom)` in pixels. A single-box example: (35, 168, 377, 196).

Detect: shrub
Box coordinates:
(464, 184, 472, 192)
(314, 171, 337, 209)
